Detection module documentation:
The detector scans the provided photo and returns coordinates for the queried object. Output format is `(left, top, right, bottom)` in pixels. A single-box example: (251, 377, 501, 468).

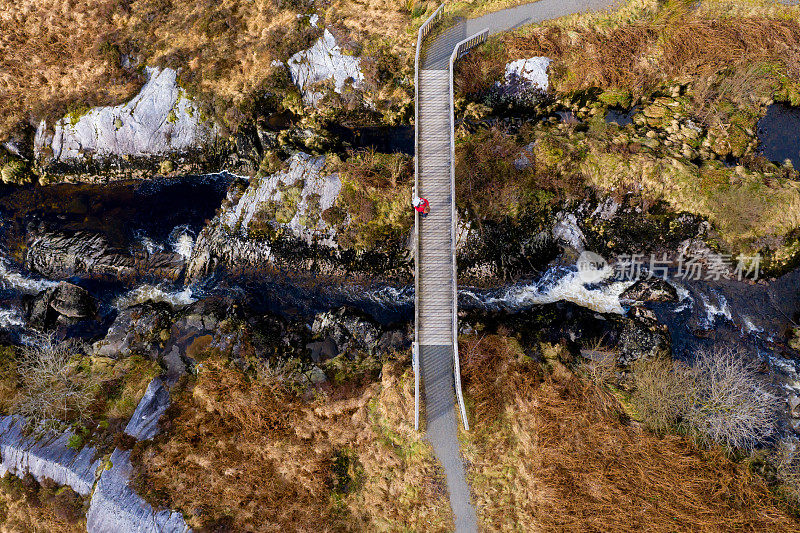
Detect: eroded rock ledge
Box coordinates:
(0, 378, 189, 532)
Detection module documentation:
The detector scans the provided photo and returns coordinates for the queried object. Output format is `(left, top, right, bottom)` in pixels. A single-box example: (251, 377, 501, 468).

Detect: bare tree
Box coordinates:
(15, 334, 93, 423)
(686, 347, 780, 451)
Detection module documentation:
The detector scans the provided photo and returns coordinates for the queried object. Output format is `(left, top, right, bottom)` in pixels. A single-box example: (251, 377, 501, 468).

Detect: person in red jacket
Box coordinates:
(412, 196, 430, 217)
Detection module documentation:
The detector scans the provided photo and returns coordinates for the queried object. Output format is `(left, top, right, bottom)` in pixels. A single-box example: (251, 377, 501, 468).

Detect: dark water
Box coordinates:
(331, 125, 414, 155)
(0, 174, 234, 338)
(757, 103, 800, 168)
(605, 107, 638, 126)
(0, 173, 234, 250)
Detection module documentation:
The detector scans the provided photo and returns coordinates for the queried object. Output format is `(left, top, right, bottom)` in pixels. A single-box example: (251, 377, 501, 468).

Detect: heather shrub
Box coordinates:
(686, 348, 780, 450)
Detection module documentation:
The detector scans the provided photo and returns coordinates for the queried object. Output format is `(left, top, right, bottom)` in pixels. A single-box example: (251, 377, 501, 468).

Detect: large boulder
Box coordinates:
(617, 308, 671, 365)
(28, 281, 98, 329)
(620, 278, 679, 303)
(503, 57, 551, 91)
(26, 229, 184, 281)
(35, 67, 216, 166)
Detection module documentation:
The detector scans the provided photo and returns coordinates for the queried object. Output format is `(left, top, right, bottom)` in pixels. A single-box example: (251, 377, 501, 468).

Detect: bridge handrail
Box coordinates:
(413, 2, 446, 432)
(448, 29, 487, 433)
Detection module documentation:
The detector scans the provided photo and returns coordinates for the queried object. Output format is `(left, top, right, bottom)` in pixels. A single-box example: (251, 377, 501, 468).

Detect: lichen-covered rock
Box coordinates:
(1, 159, 30, 185)
(311, 306, 404, 357)
(641, 96, 688, 128)
(123, 378, 170, 441)
(288, 29, 364, 107)
(186, 153, 343, 280)
(617, 312, 671, 365)
(92, 302, 174, 359)
(222, 153, 340, 245)
(503, 57, 551, 91)
(0, 415, 101, 496)
(86, 449, 190, 533)
(35, 67, 216, 165)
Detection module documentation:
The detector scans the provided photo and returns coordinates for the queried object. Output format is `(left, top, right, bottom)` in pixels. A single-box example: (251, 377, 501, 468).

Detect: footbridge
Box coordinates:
(412, 0, 619, 531)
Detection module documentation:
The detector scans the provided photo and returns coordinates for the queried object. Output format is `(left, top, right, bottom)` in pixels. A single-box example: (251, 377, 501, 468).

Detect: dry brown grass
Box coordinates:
(132, 356, 453, 531)
(123, 0, 308, 115)
(326, 0, 415, 55)
(0, 0, 141, 141)
(499, 0, 800, 122)
(458, 335, 800, 531)
(0, 474, 85, 533)
(0, 0, 416, 142)
(455, 126, 584, 221)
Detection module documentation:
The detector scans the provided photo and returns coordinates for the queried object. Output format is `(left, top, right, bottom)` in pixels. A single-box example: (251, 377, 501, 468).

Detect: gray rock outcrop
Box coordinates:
(288, 29, 364, 107)
(311, 307, 406, 359)
(87, 376, 186, 532)
(35, 67, 216, 165)
(92, 302, 174, 359)
(186, 153, 343, 280)
(26, 230, 184, 281)
(220, 153, 340, 245)
(0, 377, 188, 532)
(86, 449, 189, 533)
(123, 378, 170, 441)
(0, 416, 101, 496)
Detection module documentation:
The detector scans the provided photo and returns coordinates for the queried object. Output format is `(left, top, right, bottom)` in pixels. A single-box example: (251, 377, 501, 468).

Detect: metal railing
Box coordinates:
(413, 3, 446, 432)
(449, 29, 488, 433)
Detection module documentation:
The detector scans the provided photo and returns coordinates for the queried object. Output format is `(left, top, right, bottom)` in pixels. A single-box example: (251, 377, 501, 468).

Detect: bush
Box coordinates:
(686, 348, 780, 451)
(633, 347, 780, 451)
(632, 357, 693, 434)
(772, 436, 800, 506)
(14, 335, 94, 423)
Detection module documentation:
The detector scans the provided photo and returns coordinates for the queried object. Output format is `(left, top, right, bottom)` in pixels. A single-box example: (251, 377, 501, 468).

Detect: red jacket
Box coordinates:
(414, 198, 429, 213)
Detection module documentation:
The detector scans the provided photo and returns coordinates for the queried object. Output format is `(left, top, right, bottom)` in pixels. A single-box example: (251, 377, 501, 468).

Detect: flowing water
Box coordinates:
(0, 173, 795, 410)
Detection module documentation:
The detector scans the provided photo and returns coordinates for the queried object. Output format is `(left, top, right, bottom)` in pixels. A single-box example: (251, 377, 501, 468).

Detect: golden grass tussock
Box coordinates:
(124, 0, 307, 110)
(455, 126, 585, 221)
(581, 146, 800, 245)
(132, 356, 453, 531)
(334, 149, 414, 251)
(458, 335, 800, 531)
(326, 0, 415, 54)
